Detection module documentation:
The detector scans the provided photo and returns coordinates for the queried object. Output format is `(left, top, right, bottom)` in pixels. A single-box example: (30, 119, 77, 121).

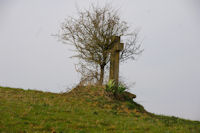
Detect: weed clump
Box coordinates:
(105, 80, 136, 101)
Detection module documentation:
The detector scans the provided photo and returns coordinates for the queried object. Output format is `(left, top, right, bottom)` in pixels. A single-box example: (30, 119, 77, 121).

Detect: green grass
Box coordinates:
(0, 86, 199, 133)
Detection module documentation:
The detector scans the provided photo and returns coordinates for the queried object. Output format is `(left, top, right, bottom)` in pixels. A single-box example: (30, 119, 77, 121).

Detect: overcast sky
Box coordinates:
(0, 0, 200, 121)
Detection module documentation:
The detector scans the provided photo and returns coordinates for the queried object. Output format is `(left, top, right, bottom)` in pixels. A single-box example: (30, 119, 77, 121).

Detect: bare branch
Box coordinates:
(58, 4, 143, 85)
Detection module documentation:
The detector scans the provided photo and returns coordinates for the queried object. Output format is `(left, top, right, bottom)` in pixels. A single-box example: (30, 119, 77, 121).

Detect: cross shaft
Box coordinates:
(109, 36, 124, 85)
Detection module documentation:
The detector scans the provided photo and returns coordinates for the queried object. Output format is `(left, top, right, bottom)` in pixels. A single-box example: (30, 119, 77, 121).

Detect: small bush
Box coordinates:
(117, 84, 126, 93)
(105, 80, 127, 95)
(105, 80, 116, 93)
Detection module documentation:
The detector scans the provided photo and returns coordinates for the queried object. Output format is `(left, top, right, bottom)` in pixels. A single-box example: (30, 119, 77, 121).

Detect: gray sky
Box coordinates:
(0, 0, 200, 121)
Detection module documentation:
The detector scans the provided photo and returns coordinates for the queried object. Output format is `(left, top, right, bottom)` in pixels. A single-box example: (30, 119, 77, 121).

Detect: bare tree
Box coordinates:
(59, 4, 143, 85)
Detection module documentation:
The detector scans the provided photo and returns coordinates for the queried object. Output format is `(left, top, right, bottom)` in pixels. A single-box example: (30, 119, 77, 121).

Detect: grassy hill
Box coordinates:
(0, 86, 199, 133)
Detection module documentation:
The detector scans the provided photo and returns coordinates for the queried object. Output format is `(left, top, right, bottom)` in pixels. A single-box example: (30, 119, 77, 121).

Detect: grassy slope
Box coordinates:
(0, 86, 199, 133)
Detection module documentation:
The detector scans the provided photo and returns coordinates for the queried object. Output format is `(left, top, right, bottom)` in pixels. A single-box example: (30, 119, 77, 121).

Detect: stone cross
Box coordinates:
(109, 36, 124, 85)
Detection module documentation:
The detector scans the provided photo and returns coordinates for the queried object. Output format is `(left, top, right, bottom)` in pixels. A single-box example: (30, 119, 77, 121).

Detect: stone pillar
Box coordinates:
(109, 36, 124, 85)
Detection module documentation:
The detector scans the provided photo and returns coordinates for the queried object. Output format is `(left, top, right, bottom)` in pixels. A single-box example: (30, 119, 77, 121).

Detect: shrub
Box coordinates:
(105, 80, 116, 93)
(105, 80, 127, 94)
(117, 84, 127, 93)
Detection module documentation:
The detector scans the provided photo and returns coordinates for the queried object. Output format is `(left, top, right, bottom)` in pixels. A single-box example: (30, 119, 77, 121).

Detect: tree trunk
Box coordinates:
(99, 65, 105, 85)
